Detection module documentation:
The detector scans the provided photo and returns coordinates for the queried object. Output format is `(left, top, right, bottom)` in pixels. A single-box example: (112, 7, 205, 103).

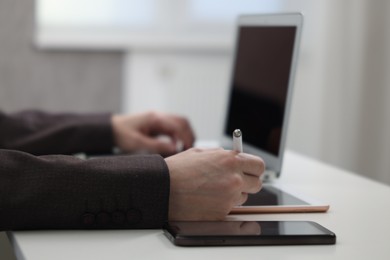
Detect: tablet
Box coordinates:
(230, 184, 330, 214)
(164, 220, 336, 246)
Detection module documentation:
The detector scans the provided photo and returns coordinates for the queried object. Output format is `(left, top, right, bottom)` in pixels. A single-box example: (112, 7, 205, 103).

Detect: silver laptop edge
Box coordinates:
(221, 13, 304, 181)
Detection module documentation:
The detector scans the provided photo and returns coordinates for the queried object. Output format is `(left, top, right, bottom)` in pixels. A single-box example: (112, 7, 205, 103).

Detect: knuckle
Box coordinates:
(221, 153, 239, 169)
(190, 147, 203, 153)
(226, 173, 244, 190)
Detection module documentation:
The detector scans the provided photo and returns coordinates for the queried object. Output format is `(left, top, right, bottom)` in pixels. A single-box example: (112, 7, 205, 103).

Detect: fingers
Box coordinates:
(236, 152, 265, 178)
(227, 174, 260, 206)
(218, 151, 263, 203)
(242, 174, 262, 194)
(152, 112, 195, 150)
(170, 115, 195, 150)
(140, 135, 177, 156)
(236, 153, 264, 195)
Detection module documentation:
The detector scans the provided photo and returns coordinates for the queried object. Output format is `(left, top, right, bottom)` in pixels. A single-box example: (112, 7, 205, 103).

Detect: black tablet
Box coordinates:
(164, 220, 336, 246)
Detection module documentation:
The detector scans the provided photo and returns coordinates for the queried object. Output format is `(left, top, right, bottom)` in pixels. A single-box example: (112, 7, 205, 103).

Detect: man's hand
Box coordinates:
(111, 111, 195, 156)
(165, 148, 265, 221)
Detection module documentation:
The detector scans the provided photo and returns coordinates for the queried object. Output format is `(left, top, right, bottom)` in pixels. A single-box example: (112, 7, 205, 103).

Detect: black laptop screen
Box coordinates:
(225, 26, 296, 156)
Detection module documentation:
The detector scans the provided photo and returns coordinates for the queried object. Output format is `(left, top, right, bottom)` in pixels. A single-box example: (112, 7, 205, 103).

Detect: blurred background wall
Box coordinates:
(0, 0, 123, 113)
(1, 1, 390, 259)
(288, 0, 390, 185)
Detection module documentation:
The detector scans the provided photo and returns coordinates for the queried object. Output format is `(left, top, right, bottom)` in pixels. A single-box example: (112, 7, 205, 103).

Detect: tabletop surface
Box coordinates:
(8, 150, 390, 260)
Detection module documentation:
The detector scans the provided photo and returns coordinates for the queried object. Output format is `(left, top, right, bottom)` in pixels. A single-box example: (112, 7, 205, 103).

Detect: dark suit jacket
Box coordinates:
(0, 110, 169, 230)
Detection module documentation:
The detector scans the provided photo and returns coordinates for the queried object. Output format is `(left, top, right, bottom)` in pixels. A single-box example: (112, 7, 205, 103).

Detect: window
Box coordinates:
(37, 0, 280, 34)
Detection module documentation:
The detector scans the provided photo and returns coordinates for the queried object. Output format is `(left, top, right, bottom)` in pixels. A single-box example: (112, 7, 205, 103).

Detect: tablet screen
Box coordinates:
(243, 185, 309, 206)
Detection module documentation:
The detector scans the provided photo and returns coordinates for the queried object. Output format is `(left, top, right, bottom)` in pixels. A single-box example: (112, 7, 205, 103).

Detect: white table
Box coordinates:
(7, 151, 390, 260)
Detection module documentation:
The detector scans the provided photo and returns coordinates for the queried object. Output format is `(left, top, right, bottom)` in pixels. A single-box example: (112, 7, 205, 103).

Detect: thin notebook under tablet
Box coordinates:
(220, 13, 329, 213)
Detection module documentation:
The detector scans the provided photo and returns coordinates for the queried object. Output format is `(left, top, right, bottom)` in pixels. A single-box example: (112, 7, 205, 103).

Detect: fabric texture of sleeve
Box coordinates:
(0, 110, 114, 155)
(0, 149, 170, 230)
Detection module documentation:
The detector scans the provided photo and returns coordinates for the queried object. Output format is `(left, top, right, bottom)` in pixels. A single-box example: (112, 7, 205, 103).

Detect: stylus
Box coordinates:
(233, 129, 243, 153)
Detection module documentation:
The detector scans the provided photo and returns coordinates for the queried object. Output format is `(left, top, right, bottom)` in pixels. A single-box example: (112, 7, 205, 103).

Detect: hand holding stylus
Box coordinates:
(165, 128, 264, 221)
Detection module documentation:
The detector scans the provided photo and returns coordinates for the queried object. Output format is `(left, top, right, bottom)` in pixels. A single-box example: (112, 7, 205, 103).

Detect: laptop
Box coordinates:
(218, 13, 329, 213)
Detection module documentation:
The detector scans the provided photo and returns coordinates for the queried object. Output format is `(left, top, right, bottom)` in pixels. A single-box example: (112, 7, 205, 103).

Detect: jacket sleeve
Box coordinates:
(0, 149, 170, 230)
(0, 110, 114, 155)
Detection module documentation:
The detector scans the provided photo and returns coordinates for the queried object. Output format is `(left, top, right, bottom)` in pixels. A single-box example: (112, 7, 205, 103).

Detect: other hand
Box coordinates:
(111, 111, 195, 156)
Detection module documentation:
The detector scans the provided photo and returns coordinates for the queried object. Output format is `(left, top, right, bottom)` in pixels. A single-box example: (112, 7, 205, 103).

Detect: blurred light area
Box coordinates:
(37, 0, 281, 33)
(37, 0, 157, 29)
(190, 0, 280, 22)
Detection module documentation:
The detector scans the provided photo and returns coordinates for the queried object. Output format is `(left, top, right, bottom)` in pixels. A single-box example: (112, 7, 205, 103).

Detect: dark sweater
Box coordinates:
(0, 111, 170, 230)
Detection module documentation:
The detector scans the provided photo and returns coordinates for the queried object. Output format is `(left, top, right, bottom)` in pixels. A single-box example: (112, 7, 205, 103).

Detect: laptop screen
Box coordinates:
(225, 26, 297, 156)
